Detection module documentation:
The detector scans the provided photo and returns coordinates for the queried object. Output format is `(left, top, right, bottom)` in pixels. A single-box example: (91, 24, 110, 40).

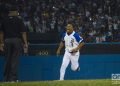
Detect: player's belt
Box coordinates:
(69, 51, 78, 53)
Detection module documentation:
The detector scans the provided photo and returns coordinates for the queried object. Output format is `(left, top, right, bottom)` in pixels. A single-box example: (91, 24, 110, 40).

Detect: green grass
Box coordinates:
(0, 79, 117, 86)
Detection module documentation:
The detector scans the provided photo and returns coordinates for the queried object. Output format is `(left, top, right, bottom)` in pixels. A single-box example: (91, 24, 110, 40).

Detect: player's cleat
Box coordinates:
(75, 67, 80, 72)
(54, 80, 64, 81)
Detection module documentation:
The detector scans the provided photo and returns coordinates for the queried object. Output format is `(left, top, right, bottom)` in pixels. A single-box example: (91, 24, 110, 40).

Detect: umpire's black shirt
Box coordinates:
(0, 16, 26, 39)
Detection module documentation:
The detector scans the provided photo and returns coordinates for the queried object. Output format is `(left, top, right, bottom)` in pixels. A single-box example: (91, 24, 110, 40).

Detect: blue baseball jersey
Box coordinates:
(61, 31, 83, 52)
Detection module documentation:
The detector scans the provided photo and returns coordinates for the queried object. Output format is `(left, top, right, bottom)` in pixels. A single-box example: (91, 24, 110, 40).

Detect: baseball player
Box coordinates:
(56, 23, 84, 80)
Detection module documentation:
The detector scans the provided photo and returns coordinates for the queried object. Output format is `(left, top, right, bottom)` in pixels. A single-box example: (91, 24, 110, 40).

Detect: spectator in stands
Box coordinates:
(1, 0, 120, 43)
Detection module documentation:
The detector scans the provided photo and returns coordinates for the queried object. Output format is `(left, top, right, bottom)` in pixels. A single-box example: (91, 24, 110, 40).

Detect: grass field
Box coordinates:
(0, 79, 117, 86)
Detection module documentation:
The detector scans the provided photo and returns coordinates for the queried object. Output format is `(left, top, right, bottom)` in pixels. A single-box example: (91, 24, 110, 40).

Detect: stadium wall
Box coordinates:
(28, 43, 120, 55)
(0, 54, 120, 81)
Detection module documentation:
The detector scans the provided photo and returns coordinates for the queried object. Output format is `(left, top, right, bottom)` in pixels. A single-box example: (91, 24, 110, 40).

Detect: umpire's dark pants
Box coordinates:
(4, 38, 22, 81)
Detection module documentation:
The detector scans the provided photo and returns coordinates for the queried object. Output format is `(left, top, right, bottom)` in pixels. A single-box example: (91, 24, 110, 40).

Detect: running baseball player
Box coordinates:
(56, 23, 84, 80)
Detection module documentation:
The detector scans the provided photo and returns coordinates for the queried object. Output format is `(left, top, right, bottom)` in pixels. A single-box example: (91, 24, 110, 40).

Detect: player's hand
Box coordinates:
(23, 43, 28, 54)
(71, 48, 78, 53)
(56, 50, 60, 56)
(0, 43, 4, 51)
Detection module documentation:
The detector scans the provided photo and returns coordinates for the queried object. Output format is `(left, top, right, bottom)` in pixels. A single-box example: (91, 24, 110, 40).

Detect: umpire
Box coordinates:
(0, 6, 28, 82)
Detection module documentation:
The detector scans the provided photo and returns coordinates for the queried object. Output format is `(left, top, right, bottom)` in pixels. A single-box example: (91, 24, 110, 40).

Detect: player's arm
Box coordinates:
(0, 22, 4, 51)
(71, 42, 84, 52)
(56, 33, 65, 56)
(0, 31, 4, 51)
(22, 32, 28, 46)
(56, 41, 64, 56)
(71, 33, 84, 53)
(20, 19, 28, 53)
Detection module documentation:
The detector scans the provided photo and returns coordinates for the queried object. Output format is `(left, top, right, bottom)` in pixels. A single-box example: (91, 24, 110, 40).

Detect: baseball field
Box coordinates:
(0, 79, 115, 86)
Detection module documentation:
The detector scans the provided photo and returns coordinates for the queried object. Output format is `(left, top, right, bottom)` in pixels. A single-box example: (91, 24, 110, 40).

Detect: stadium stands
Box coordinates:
(0, 0, 120, 43)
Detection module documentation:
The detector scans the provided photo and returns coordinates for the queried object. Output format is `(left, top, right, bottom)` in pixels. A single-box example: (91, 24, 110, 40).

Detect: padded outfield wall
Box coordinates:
(0, 43, 120, 81)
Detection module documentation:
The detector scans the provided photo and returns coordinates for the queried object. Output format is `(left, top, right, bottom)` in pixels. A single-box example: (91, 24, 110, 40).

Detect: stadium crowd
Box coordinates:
(0, 0, 120, 43)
